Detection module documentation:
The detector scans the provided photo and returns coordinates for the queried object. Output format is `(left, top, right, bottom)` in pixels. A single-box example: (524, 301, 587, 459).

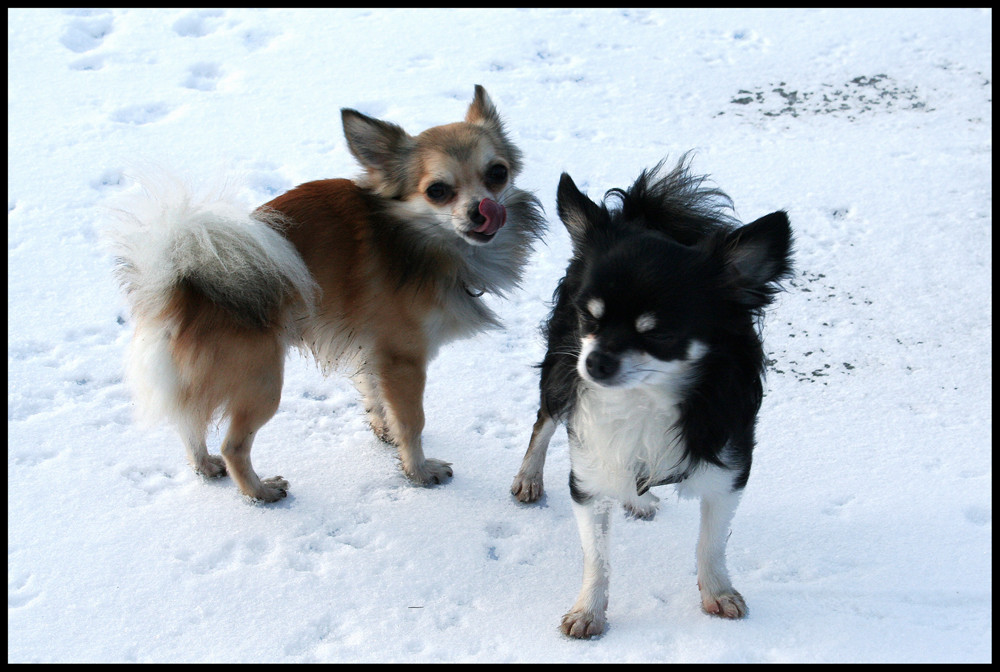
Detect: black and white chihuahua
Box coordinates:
(510, 156, 793, 638)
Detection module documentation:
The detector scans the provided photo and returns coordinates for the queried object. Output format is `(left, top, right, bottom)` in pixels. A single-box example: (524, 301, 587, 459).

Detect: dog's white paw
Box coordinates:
(510, 471, 543, 503)
(560, 608, 606, 639)
(404, 458, 453, 485)
(701, 590, 747, 619)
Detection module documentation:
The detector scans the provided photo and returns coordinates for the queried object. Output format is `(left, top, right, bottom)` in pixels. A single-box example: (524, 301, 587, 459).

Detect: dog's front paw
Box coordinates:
(560, 609, 606, 639)
(404, 458, 453, 486)
(510, 471, 543, 503)
(701, 590, 747, 619)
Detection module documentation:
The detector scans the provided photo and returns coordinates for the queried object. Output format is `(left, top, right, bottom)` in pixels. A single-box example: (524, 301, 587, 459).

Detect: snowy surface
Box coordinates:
(7, 8, 991, 663)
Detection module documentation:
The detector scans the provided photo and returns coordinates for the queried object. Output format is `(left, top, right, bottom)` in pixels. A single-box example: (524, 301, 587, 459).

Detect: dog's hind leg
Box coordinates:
(216, 336, 288, 503)
(696, 488, 747, 618)
(377, 351, 452, 485)
(511, 408, 556, 502)
(221, 414, 288, 503)
(353, 368, 393, 444)
(179, 412, 226, 478)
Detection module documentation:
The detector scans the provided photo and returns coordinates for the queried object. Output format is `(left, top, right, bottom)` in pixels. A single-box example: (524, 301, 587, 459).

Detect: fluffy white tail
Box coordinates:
(106, 172, 316, 327)
(104, 172, 316, 426)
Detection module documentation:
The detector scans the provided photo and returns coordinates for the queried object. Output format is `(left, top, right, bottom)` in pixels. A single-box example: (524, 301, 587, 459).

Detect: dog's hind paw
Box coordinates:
(560, 609, 606, 639)
(623, 501, 656, 520)
(510, 472, 543, 503)
(194, 454, 227, 479)
(246, 476, 289, 503)
(404, 458, 453, 486)
(368, 418, 396, 445)
(624, 491, 659, 520)
(701, 590, 747, 619)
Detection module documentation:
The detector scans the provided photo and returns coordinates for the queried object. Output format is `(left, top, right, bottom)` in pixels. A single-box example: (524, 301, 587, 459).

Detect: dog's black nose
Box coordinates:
(468, 203, 486, 225)
(585, 350, 619, 381)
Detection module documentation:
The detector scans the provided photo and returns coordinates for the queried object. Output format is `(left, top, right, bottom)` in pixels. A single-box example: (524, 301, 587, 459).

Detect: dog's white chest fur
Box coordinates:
(422, 284, 498, 358)
(569, 381, 689, 503)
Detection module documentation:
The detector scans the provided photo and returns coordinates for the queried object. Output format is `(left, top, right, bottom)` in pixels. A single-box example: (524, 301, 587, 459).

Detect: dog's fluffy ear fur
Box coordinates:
(465, 85, 524, 176)
(724, 210, 794, 308)
(557, 172, 608, 252)
(466, 85, 501, 127)
(341, 108, 414, 195)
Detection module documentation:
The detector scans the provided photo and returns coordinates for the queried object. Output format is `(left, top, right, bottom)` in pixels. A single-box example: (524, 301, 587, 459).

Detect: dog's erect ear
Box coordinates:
(341, 109, 415, 196)
(724, 210, 794, 306)
(464, 85, 524, 176)
(557, 173, 606, 251)
(341, 108, 412, 174)
(466, 85, 501, 127)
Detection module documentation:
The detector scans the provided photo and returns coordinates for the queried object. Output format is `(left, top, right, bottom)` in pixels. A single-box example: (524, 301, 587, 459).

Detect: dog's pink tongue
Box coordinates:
(475, 199, 507, 236)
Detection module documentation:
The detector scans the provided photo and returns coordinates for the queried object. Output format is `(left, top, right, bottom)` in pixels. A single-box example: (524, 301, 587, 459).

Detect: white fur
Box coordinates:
(380, 191, 535, 297)
(569, 340, 708, 510)
(577, 337, 707, 390)
(570, 376, 688, 508)
(635, 312, 656, 333)
(422, 290, 498, 360)
(564, 337, 749, 636)
(124, 320, 183, 427)
(564, 460, 747, 636)
(107, 173, 317, 322)
(561, 498, 612, 638)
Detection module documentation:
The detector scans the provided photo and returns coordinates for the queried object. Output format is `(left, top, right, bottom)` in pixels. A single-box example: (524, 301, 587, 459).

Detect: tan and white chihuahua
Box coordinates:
(109, 86, 545, 501)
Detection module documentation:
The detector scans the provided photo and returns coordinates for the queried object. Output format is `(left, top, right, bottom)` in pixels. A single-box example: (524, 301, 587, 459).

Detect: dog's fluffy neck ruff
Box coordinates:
(569, 371, 694, 504)
(382, 188, 544, 302)
(366, 186, 544, 356)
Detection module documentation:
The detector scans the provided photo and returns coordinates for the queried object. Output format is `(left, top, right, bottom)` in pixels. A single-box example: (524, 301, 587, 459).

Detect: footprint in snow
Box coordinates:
(484, 520, 519, 560)
(821, 494, 855, 516)
(69, 54, 106, 71)
(90, 168, 125, 191)
(122, 465, 181, 496)
(181, 541, 238, 575)
(7, 571, 40, 609)
(110, 102, 173, 125)
(173, 9, 224, 38)
(241, 27, 278, 52)
(60, 11, 113, 54)
(183, 62, 223, 91)
(963, 506, 990, 527)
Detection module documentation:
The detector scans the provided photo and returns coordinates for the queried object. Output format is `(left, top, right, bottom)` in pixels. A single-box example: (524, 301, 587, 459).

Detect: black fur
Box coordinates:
(539, 156, 793, 488)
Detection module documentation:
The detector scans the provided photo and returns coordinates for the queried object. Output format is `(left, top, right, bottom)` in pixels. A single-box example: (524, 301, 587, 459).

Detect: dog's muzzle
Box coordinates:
(584, 349, 620, 382)
(472, 198, 506, 237)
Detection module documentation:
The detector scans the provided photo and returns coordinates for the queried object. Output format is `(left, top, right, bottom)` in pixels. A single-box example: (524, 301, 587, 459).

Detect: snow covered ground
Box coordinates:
(7, 8, 991, 663)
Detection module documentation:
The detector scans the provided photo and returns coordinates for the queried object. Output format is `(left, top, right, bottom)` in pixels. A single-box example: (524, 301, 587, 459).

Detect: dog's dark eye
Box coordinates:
(578, 312, 598, 333)
(644, 331, 681, 350)
(485, 164, 508, 185)
(425, 182, 452, 202)
(647, 332, 675, 344)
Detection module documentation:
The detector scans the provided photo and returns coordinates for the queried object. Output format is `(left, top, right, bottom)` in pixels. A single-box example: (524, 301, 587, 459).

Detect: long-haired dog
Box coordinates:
(108, 86, 544, 502)
(510, 156, 792, 637)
